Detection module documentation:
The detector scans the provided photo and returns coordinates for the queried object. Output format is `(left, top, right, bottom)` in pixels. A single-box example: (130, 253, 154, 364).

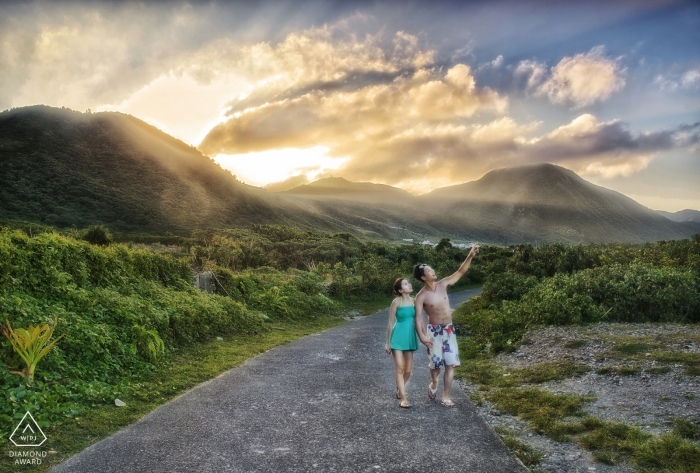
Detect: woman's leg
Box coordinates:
(403, 351, 414, 386)
(392, 350, 410, 406)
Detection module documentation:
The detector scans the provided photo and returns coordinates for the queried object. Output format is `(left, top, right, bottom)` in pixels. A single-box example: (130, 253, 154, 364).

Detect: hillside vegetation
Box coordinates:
(0, 106, 279, 233)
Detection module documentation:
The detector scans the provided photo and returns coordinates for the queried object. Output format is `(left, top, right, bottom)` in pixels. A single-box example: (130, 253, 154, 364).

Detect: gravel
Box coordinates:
(457, 322, 700, 472)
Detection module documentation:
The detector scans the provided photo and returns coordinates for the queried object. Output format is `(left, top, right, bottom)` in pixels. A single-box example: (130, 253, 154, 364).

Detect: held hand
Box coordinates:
(385, 345, 392, 355)
(421, 337, 433, 348)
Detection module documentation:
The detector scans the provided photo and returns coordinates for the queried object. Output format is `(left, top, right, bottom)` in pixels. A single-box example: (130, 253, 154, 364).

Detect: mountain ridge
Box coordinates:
(1, 105, 696, 244)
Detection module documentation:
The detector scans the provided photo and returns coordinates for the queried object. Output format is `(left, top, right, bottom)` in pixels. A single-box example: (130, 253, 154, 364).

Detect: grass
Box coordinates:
(455, 350, 590, 390)
(564, 339, 588, 349)
(485, 387, 594, 441)
(513, 361, 591, 384)
(0, 316, 344, 473)
(596, 365, 642, 376)
(671, 418, 700, 440)
(596, 334, 700, 378)
(493, 426, 544, 467)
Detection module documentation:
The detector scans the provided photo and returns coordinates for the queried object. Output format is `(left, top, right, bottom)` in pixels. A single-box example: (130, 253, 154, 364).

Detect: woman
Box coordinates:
(385, 277, 420, 408)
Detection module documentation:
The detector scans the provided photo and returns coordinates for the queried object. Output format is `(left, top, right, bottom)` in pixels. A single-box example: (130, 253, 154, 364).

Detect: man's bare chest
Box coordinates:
(422, 291, 449, 311)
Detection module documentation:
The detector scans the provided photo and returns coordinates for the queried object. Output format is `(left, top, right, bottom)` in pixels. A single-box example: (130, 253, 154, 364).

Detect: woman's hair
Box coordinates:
(392, 278, 406, 297)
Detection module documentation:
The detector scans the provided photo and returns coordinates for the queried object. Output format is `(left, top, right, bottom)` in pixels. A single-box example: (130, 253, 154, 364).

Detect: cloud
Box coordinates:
(655, 69, 700, 91)
(0, 3, 217, 110)
(210, 27, 437, 115)
(333, 113, 689, 188)
(524, 114, 675, 178)
(514, 60, 548, 91)
(682, 70, 700, 88)
(478, 55, 503, 71)
(199, 28, 692, 192)
(0, 1, 363, 111)
(537, 47, 626, 107)
(200, 64, 507, 156)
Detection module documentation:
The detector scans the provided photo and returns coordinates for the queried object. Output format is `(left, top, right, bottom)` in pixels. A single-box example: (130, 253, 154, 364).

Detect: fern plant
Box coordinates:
(129, 324, 165, 362)
(2, 316, 64, 384)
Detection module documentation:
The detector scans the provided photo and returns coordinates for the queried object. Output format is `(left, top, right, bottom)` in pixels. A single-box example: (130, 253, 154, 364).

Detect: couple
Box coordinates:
(385, 243, 480, 408)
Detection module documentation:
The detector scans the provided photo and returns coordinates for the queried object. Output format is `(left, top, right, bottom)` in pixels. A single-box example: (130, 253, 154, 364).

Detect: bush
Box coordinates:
(0, 229, 265, 433)
(457, 263, 700, 356)
(82, 225, 112, 246)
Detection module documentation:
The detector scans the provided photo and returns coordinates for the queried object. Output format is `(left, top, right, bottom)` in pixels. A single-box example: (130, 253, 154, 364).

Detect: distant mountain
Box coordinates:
(421, 164, 692, 244)
(282, 177, 414, 203)
(0, 106, 290, 233)
(264, 175, 309, 193)
(657, 209, 700, 223)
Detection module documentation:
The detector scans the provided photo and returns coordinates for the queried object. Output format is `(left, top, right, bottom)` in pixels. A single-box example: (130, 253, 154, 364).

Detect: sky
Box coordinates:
(2, 0, 699, 211)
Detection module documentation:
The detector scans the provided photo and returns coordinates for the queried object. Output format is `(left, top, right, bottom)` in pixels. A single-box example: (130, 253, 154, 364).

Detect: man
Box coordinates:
(413, 243, 480, 407)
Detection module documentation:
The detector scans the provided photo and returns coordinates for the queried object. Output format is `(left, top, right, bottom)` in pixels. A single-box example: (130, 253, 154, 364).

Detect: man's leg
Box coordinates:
(442, 365, 455, 401)
(430, 368, 440, 392)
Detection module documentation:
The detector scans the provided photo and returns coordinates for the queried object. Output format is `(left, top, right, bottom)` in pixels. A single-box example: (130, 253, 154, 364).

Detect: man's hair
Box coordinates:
(413, 263, 426, 281)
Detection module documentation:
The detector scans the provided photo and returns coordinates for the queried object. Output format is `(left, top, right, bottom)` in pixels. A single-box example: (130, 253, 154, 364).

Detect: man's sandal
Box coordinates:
(428, 383, 437, 400)
(441, 399, 456, 408)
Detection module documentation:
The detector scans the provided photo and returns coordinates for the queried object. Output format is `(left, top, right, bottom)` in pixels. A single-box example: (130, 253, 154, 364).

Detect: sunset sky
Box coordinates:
(2, 0, 699, 211)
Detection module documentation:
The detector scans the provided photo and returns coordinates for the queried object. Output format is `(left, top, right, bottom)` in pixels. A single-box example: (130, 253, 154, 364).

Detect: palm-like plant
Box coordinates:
(2, 316, 64, 384)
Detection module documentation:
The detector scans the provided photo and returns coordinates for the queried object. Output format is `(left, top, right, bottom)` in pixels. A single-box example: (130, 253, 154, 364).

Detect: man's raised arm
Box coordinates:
(440, 243, 480, 287)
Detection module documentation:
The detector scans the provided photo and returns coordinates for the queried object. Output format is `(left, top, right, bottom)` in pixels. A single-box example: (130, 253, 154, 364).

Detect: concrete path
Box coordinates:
(51, 288, 527, 473)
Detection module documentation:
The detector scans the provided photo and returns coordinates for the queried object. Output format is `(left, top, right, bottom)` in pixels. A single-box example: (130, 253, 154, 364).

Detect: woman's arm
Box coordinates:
(386, 298, 398, 354)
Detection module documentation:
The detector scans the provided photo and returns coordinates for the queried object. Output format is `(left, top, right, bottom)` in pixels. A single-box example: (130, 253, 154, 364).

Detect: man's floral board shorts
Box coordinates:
(427, 323, 460, 369)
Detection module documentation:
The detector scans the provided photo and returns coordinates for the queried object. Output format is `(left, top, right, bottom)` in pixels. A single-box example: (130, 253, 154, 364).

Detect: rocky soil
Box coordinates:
(458, 323, 700, 473)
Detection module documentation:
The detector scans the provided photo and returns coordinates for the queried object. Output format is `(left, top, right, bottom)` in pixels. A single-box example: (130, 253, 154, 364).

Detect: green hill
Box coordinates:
(0, 106, 280, 233)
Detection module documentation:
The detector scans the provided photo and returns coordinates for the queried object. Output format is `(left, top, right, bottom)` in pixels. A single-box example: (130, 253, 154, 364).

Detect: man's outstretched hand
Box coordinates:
(468, 242, 480, 258)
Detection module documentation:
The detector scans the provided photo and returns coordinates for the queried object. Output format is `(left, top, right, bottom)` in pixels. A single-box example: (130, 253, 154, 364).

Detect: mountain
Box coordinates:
(657, 209, 700, 223)
(282, 177, 415, 203)
(0, 106, 419, 239)
(1, 106, 696, 244)
(420, 164, 692, 244)
(0, 106, 300, 233)
(264, 175, 309, 193)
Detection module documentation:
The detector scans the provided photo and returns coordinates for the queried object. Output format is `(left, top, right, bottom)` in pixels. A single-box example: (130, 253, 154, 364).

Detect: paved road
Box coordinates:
(51, 288, 526, 473)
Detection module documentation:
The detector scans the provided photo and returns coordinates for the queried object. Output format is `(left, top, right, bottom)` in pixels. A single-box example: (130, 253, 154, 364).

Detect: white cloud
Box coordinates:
(536, 46, 626, 107)
(514, 59, 548, 91)
(653, 69, 700, 92)
(479, 55, 504, 71)
(681, 70, 700, 89)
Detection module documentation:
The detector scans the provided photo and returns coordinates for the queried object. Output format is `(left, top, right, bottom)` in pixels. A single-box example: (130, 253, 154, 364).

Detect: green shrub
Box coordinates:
(82, 225, 112, 246)
(0, 229, 266, 435)
(457, 262, 700, 355)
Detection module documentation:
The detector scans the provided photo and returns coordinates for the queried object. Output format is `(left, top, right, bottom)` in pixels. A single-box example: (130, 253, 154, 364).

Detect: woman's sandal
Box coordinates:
(441, 399, 456, 408)
(428, 383, 437, 400)
(399, 401, 412, 408)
